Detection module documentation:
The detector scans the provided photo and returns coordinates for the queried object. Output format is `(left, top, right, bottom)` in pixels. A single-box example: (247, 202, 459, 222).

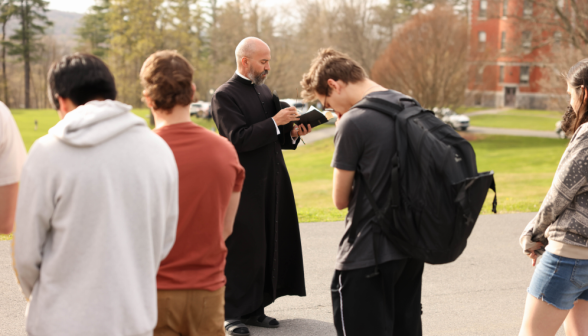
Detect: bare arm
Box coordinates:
(223, 192, 241, 240)
(0, 183, 18, 234)
(333, 168, 355, 210)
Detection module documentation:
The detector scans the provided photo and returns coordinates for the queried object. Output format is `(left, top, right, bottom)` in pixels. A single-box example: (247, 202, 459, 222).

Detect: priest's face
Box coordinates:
(247, 43, 272, 85)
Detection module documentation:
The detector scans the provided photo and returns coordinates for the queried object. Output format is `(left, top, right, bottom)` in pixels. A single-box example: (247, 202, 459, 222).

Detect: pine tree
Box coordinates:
(76, 0, 110, 58)
(0, 0, 16, 105)
(8, 0, 52, 108)
(107, 0, 163, 105)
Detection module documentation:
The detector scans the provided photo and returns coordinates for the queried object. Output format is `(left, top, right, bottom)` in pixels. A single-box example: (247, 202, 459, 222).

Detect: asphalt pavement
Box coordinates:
(0, 213, 566, 335)
(302, 126, 336, 144)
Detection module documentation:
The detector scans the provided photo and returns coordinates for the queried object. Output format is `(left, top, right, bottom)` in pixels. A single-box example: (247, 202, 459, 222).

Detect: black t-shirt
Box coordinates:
(331, 90, 407, 271)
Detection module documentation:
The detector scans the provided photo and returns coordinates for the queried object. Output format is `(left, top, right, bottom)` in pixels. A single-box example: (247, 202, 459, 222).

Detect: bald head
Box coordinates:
(235, 37, 270, 67)
(235, 37, 272, 85)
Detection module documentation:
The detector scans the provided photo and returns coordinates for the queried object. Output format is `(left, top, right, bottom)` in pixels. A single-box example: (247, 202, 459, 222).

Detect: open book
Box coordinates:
(295, 106, 335, 128)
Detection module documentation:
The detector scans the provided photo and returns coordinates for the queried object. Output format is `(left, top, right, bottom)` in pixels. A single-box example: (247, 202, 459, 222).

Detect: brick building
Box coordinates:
(466, 0, 565, 109)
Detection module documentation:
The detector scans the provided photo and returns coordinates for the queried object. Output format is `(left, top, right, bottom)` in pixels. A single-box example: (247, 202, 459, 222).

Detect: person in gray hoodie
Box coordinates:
(13, 53, 179, 336)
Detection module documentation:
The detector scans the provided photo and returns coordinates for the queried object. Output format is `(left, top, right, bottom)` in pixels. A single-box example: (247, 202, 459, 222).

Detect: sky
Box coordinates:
(48, 0, 95, 14)
(46, 0, 267, 14)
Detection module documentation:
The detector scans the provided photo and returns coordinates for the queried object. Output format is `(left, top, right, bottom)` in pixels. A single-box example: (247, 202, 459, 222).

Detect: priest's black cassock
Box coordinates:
(211, 73, 306, 319)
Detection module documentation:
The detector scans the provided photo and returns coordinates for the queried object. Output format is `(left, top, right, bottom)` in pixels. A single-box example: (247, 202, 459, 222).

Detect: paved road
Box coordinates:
(1, 213, 566, 335)
(464, 108, 510, 116)
(302, 126, 336, 144)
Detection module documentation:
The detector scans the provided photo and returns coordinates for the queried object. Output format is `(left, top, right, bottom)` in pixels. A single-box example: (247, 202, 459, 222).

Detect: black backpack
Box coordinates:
(349, 95, 497, 265)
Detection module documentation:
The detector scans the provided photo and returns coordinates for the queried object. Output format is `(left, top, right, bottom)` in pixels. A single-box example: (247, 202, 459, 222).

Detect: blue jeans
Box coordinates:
(528, 251, 588, 310)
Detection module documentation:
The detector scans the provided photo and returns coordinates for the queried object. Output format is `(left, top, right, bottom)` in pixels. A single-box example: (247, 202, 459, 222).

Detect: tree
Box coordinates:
(76, 0, 110, 58)
(8, 0, 52, 108)
(491, 0, 588, 49)
(371, 5, 469, 109)
(107, 0, 164, 106)
(0, 0, 16, 105)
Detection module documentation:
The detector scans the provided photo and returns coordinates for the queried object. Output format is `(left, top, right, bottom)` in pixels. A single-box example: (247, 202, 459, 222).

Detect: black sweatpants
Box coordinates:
(330, 258, 424, 336)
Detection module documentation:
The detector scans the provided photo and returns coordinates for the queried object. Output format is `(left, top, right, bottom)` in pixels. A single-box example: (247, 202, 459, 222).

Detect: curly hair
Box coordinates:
(140, 50, 194, 112)
(300, 48, 366, 102)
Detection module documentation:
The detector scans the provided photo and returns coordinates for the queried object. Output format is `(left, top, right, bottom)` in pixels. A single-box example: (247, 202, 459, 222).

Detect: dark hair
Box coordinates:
(561, 59, 588, 136)
(47, 53, 117, 110)
(300, 48, 367, 102)
(140, 50, 194, 112)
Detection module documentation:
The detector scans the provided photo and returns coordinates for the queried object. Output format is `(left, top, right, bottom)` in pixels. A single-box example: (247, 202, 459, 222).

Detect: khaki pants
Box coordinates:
(154, 287, 225, 336)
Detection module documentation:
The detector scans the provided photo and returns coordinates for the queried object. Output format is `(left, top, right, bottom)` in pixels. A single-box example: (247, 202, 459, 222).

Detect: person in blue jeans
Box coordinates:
(520, 58, 588, 336)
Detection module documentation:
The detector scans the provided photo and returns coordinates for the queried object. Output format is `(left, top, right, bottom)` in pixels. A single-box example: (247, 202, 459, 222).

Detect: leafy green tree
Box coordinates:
(0, 0, 16, 105)
(107, 0, 163, 105)
(8, 0, 52, 108)
(76, 0, 110, 58)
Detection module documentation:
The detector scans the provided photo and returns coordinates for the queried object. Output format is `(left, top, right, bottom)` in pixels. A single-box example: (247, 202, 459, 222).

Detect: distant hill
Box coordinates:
(6, 10, 82, 39)
(47, 10, 83, 39)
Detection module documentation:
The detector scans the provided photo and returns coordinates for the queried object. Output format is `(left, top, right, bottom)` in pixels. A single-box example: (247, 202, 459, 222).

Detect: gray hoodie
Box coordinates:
(13, 100, 179, 336)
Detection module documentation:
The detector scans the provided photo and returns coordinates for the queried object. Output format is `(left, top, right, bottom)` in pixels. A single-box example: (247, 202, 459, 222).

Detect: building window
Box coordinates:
(479, 0, 487, 18)
(523, 0, 533, 17)
(476, 67, 484, 83)
(522, 31, 532, 49)
(520, 66, 530, 84)
(478, 31, 487, 51)
(557, 0, 564, 9)
(503, 0, 508, 17)
(474, 94, 483, 106)
(501, 32, 506, 50)
(554, 31, 562, 45)
(499, 66, 505, 82)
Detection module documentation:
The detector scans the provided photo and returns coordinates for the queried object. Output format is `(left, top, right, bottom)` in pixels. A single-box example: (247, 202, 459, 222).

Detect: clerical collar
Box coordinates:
(235, 71, 254, 85)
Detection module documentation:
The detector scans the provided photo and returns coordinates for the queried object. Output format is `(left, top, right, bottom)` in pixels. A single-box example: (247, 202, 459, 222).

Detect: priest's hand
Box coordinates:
(291, 124, 312, 138)
(273, 107, 300, 126)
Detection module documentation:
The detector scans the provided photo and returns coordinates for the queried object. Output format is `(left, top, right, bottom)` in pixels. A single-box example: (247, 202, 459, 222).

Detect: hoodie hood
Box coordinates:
(49, 100, 147, 147)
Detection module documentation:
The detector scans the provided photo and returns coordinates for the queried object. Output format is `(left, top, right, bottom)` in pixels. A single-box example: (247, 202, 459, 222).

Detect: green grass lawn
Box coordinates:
(283, 138, 347, 223)
(472, 135, 567, 213)
(284, 134, 569, 222)
(469, 113, 561, 131)
(501, 109, 563, 118)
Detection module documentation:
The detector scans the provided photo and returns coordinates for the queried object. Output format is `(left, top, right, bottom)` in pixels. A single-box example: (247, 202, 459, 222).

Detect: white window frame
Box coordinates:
(522, 31, 532, 49)
(501, 31, 506, 50)
(554, 31, 562, 45)
(499, 66, 505, 83)
(520, 66, 530, 84)
(479, 0, 488, 18)
(523, 0, 533, 17)
(478, 31, 487, 51)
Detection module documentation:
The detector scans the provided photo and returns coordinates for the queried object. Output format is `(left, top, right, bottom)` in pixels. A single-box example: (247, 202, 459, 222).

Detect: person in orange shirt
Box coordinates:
(141, 50, 245, 336)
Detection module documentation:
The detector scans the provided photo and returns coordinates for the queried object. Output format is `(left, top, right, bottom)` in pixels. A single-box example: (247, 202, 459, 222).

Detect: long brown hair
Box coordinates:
(561, 59, 588, 137)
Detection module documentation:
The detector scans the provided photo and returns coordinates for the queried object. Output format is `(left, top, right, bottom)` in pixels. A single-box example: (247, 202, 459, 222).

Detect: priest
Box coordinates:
(211, 37, 309, 336)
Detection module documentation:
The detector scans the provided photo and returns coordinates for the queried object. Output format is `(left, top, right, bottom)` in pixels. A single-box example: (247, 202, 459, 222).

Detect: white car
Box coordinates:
(189, 102, 211, 118)
(433, 107, 470, 131)
(281, 99, 308, 114)
(555, 120, 568, 139)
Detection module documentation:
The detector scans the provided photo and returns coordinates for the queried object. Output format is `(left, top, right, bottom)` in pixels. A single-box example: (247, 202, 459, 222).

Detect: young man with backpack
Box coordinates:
(300, 48, 424, 336)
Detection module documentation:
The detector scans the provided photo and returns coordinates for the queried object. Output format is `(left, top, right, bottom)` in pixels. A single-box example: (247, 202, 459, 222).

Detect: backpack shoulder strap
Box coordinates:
(353, 96, 404, 119)
(347, 154, 400, 244)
